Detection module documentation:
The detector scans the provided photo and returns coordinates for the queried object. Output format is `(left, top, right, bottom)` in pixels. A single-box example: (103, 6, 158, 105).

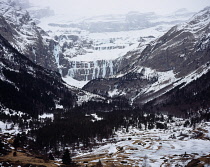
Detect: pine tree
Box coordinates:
(13, 137, 20, 149)
(62, 149, 72, 165)
(13, 152, 17, 157)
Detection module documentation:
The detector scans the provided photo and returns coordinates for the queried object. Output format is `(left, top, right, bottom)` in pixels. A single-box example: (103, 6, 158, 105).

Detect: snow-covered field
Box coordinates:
(0, 104, 29, 134)
(74, 118, 210, 167)
(1, 102, 210, 167)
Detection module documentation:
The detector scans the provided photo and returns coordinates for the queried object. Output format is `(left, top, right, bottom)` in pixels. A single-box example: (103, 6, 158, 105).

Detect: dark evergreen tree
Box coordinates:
(13, 136, 20, 149)
(0, 140, 5, 155)
(62, 149, 72, 165)
(13, 152, 17, 157)
(0, 140, 4, 149)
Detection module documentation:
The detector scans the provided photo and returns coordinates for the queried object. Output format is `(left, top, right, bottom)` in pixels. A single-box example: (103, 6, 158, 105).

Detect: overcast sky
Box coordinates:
(29, 0, 210, 18)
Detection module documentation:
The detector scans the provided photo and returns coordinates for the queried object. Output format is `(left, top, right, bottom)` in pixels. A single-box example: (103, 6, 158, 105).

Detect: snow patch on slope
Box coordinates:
(175, 63, 210, 88)
(63, 76, 89, 88)
(39, 113, 54, 120)
(140, 63, 210, 103)
(0, 104, 30, 134)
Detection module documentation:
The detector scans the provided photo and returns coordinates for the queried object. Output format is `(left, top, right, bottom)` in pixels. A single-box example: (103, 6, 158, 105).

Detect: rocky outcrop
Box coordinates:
(67, 60, 117, 81)
(83, 72, 158, 98)
(51, 33, 121, 80)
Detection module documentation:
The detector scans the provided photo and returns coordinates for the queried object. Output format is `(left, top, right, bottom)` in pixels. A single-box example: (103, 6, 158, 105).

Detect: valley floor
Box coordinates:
(73, 120, 210, 167)
(0, 117, 210, 167)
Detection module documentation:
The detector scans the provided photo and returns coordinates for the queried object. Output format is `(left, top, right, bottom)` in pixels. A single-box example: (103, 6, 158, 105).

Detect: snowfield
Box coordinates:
(63, 76, 89, 88)
(73, 118, 210, 167)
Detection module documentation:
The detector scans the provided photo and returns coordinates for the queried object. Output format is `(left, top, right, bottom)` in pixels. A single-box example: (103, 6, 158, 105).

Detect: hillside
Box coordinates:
(0, 33, 76, 116)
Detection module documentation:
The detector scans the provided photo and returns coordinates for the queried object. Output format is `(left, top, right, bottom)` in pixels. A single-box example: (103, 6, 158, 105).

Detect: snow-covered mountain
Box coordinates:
(54, 29, 157, 84)
(0, 0, 192, 88)
(0, 0, 57, 71)
(1, 0, 209, 109)
(83, 7, 210, 107)
(32, 8, 194, 87)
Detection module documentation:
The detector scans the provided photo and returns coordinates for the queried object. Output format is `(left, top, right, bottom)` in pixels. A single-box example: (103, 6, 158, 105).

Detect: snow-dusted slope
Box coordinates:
(0, 32, 105, 116)
(0, 0, 57, 71)
(0, 1, 106, 108)
(136, 7, 210, 76)
(0, 32, 78, 114)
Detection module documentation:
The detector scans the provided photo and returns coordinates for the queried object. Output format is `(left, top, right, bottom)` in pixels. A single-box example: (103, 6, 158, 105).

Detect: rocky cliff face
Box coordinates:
(51, 32, 129, 81)
(83, 7, 210, 105)
(0, 0, 57, 71)
(67, 60, 117, 81)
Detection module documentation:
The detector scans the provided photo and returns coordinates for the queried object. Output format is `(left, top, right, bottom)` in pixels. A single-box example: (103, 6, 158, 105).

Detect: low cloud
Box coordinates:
(29, 0, 210, 18)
